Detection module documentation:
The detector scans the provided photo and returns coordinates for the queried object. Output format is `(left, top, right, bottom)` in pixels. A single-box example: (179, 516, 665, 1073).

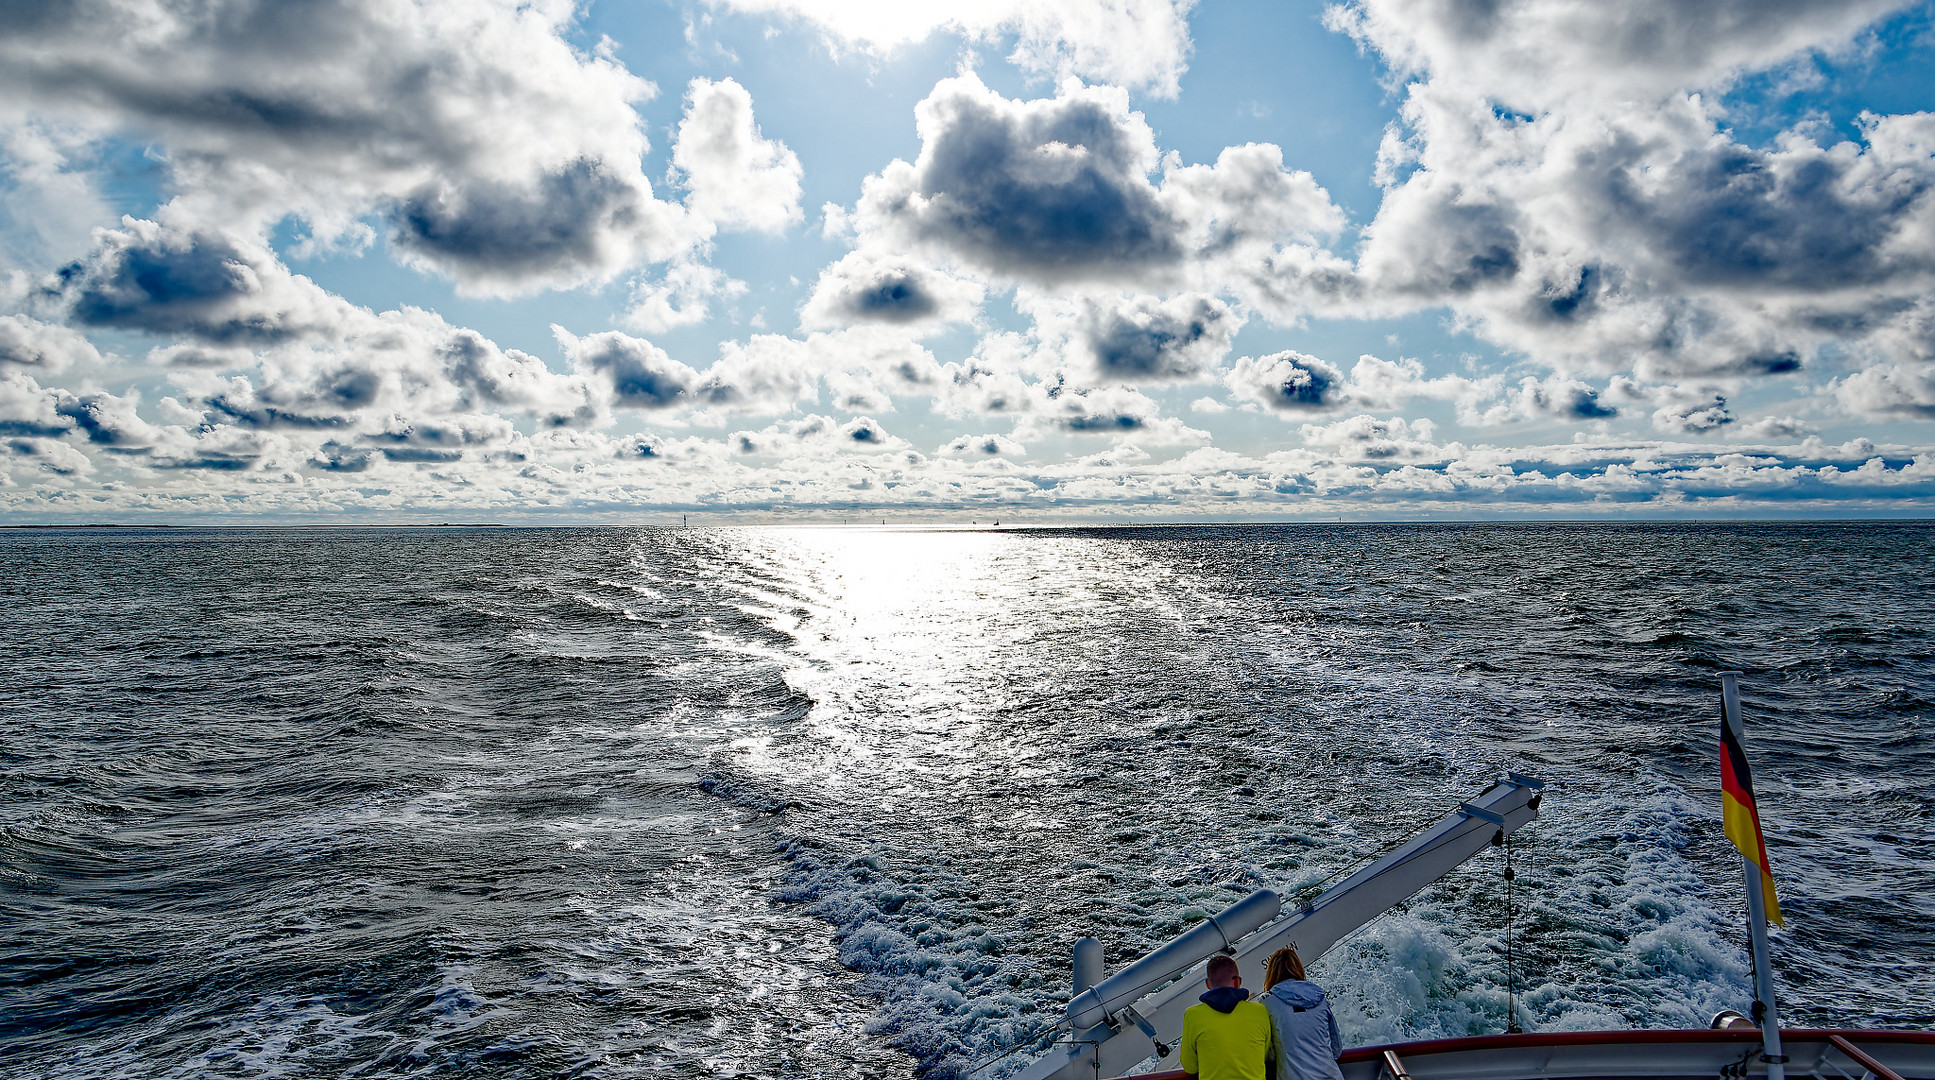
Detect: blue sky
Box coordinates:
(2, 0, 1934, 521)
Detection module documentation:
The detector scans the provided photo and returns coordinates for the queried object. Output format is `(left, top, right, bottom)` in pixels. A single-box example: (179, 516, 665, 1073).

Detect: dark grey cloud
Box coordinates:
(0, 0, 693, 293)
(202, 372, 368, 430)
(1361, 187, 1523, 298)
(392, 162, 661, 293)
(1654, 394, 1735, 434)
(1083, 294, 1234, 380)
(1225, 351, 1347, 411)
(311, 440, 374, 472)
(1334, 1, 1935, 388)
(46, 222, 345, 343)
(799, 252, 983, 331)
(861, 76, 1181, 282)
(1597, 135, 1935, 295)
(842, 417, 887, 443)
(563, 331, 698, 410)
(851, 275, 935, 321)
(839, 271, 939, 323)
(1518, 377, 1616, 420)
(1328, 0, 1912, 109)
(52, 391, 156, 448)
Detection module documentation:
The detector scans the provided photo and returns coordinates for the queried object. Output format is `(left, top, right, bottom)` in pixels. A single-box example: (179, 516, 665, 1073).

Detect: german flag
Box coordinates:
(1721, 715, 1783, 926)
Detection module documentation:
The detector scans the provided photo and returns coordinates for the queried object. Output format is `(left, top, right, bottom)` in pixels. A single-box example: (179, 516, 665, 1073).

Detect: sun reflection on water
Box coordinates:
(714, 526, 1195, 802)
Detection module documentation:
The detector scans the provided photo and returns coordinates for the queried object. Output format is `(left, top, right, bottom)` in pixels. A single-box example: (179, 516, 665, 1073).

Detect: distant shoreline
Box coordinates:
(0, 523, 508, 529)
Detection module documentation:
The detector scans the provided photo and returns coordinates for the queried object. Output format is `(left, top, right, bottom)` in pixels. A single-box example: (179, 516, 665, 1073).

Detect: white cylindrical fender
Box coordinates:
(1065, 888, 1281, 1031)
(1073, 937, 1106, 996)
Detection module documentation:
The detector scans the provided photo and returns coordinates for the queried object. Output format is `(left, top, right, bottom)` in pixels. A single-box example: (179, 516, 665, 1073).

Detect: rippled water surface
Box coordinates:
(2, 523, 1931, 1079)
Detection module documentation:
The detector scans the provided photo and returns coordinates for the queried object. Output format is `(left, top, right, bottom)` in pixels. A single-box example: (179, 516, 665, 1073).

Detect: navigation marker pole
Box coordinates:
(1719, 672, 1785, 1080)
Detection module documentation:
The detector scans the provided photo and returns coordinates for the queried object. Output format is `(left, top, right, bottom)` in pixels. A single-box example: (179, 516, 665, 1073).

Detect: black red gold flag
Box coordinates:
(1721, 716, 1783, 925)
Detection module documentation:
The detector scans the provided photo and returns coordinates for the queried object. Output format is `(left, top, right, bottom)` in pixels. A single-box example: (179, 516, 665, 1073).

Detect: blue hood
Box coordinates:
(1266, 980, 1328, 1009)
(1199, 986, 1251, 1013)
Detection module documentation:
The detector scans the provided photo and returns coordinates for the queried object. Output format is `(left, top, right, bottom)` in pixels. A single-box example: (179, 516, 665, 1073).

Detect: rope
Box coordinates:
(959, 1018, 1071, 1079)
(1504, 832, 1521, 1034)
(1295, 799, 1481, 903)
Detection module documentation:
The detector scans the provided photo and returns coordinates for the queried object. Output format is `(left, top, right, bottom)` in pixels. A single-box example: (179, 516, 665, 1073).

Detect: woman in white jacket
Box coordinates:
(1260, 947, 1345, 1080)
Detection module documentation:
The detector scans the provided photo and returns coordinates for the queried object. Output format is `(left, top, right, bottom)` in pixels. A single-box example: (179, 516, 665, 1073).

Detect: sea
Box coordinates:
(2, 522, 1931, 1080)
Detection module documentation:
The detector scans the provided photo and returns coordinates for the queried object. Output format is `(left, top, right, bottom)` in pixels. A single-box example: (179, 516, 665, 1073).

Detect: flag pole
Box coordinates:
(1720, 671, 1784, 1080)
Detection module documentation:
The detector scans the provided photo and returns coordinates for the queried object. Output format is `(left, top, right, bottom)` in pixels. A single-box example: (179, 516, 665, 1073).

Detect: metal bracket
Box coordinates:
(1458, 802, 1506, 825)
(1118, 1007, 1170, 1058)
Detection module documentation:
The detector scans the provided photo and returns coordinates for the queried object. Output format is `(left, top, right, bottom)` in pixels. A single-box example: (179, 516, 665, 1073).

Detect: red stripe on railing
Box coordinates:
(1099, 1029, 1935, 1080)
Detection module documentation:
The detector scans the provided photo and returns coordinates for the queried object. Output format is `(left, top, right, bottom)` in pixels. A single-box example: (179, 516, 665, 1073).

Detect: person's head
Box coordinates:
(1264, 947, 1307, 989)
(1206, 953, 1241, 989)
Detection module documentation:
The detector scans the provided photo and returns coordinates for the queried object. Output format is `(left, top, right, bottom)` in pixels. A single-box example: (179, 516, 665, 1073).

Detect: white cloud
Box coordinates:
(940, 432, 1027, 456)
(1298, 413, 1446, 460)
(625, 259, 749, 333)
(701, 0, 1198, 97)
(672, 77, 804, 235)
(1326, 0, 1912, 110)
(0, 314, 105, 372)
(1732, 415, 1817, 441)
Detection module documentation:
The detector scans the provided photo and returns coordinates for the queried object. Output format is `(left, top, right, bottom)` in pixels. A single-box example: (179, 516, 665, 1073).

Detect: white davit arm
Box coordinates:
(993, 774, 1545, 1080)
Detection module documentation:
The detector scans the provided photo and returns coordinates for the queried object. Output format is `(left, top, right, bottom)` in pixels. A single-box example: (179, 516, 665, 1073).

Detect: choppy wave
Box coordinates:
(2, 522, 1931, 1079)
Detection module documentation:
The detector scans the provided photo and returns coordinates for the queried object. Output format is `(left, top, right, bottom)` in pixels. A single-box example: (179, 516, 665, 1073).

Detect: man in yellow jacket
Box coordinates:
(1181, 954, 1277, 1080)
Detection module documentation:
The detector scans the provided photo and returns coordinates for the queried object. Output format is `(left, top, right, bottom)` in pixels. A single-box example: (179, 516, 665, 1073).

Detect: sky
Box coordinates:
(2, 0, 1935, 522)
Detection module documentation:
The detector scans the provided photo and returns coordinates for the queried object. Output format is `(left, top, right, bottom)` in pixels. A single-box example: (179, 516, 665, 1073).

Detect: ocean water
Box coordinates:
(1, 522, 1931, 1080)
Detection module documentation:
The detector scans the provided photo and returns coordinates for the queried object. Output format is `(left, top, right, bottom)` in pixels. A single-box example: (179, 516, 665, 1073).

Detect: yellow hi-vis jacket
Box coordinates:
(1180, 997, 1277, 1080)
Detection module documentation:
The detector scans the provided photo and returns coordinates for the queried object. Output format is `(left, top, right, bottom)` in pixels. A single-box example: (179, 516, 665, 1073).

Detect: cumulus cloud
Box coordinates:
(556, 328, 701, 411)
(728, 413, 909, 457)
(852, 75, 1344, 295)
(625, 259, 749, 333)
(1298, 414, 1444, 460)
(1328, 0, 1935, 392)
(1081, 293, 1234, 380)
(1015, 379, 1210, 444)
(941, 432, 1027, 456)
(1733, 415, 1817, 441)
(0, 371, 71, 438)
(1224, 350, 1489, 412)
(0, 0, 703, 294)
(1224, 350, 1346, 412)
(44, 220, 355, 343)
(700, 0, 1198, 97)
(1652, 394, 1736, 435)
(1326, 0, 1912, 110)
(391, 160, 679, 294)
(1834, 362, 1935, 419)
(0, 314, 104, 371)
(1462, 374, 1619, 426)
(672, 77, 804, 234)
(799, 251, 985, 331)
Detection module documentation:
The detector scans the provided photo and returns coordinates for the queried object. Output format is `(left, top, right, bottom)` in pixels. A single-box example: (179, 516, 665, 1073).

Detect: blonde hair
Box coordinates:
(1264, 947, 1307, 988)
